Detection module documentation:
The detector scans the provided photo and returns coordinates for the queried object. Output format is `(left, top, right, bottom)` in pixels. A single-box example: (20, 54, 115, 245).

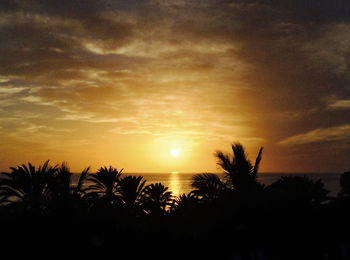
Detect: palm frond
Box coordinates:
(191, 173, 225, 201)
(252, 147, 263, 178)
(75, 167, 90, 194)
(215, 151, 232, 173)
(215, 143, 263, 192)
(118, 175, 146, 206)
(84, 166, 123, 207)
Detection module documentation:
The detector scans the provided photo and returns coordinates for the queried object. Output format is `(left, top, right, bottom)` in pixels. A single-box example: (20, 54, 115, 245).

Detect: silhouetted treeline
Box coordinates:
(0, 143, 349, 260)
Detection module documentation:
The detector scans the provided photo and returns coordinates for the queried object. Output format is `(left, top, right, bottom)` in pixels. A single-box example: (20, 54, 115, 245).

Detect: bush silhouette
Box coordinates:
(266, 175, 329, 208)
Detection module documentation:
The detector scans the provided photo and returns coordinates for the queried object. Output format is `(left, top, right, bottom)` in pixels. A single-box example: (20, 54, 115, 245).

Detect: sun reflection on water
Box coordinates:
(169, 172, 180, 197)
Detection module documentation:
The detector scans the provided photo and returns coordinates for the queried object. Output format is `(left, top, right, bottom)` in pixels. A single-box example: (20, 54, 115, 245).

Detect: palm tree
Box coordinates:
(170, 192, 200, 216)
(215, 143, 263, 193)
(0, 160, 58, 214)
(51, 162, 71, 197)
(48, 162, 90, 216)
(117, 175, 146, 211)
(142, 183, 172, 215)
(191, 173, 226, 201)
(85, 166, 123, 207)
(50, 162, 89, 196)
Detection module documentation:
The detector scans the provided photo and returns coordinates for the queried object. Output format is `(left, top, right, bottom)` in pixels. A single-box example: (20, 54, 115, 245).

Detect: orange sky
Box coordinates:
(1, 1, 350, 173)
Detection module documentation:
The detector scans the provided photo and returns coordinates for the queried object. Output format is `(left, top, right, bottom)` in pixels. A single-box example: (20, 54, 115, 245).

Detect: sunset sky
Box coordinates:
(1, 0, 350, 173)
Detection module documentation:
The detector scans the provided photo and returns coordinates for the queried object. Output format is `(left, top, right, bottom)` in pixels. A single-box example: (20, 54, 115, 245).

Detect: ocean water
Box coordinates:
(74, 172, 342, 197)
(257, 172, 341, 196)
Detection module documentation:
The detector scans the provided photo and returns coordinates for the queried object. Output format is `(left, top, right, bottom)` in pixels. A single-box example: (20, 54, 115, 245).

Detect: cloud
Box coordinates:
(0, 86, 26, 94)
(1, 0, 350, 171)
(279, 124, 350, 146)
(328, 99, 350, 109)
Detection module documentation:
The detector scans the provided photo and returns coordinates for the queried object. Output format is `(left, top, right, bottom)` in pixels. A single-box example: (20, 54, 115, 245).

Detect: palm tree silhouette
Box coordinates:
(50, 162, 89, 197)
(51, 162, 71, 197)
(0, 160, 58, 214)
(85, 166, 122, 207)
(215, 143, 263, 193)
(170, 192, 200, 216)
(142, 183, 172, 215)
(48, 162, 90, 216)
(117, 175, 146, 209)
(191, 173, 226, 201)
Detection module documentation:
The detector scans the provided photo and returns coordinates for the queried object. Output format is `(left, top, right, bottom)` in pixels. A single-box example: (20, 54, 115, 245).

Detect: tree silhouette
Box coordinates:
(215, 143, 263, 193)
(51, 162, 71, 197)
(266, 175, 329, 208)
(191, 173, 226, 202)
(142, 183, 172, 216)
(0, 160, 58, 214)
(48, 162, 90, 216)
(117, 175, 146, 215)
(170, 192, 200, 216)
(85, 166, 122, 208)
(0, 155, 347, 259)
(50, 162, 89, 197)
(339, 171, 350, 198)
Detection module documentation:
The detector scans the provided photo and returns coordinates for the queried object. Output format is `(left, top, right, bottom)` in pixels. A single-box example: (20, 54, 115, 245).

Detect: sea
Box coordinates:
(74, 172, 342, 197)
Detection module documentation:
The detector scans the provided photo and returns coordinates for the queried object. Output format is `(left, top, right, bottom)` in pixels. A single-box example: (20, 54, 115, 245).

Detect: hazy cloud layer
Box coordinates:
(1, 0, 350, 172)
(279, 124, 350, 146)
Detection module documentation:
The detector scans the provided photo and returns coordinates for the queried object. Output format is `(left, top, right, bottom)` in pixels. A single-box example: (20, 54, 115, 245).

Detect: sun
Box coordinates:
(170, 148, 180, 157)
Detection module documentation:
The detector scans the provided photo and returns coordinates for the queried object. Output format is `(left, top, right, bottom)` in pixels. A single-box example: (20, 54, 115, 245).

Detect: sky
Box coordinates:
(1, 0, 350, 173)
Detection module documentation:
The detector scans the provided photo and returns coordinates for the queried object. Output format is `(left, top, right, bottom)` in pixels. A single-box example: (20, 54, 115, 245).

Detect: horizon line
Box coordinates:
(69, 171, 343, 175)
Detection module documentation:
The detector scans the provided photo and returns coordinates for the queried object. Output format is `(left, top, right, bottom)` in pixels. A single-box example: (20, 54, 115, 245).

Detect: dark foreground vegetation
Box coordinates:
(0, 143, 349, 260)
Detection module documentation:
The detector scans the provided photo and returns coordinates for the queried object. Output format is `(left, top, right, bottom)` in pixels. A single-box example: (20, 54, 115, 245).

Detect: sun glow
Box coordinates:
(147, 136, 196, 173)
(170, 148, 180, 157)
